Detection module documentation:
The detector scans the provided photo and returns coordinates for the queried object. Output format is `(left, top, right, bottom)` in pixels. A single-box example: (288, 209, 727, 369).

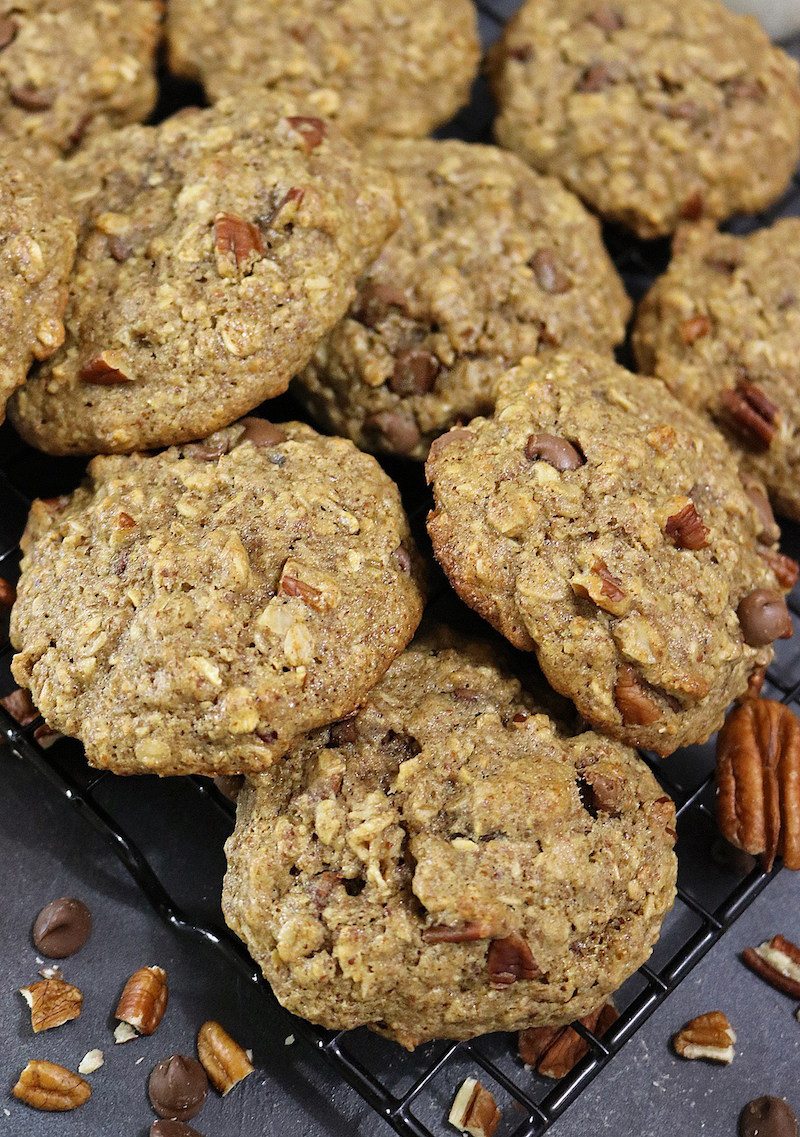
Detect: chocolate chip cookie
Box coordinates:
(0, 148, 76, 423)
(166, 0, 479, 142)
(8, 94, 399, 455)
(426, 351, 794, 755)
(294, 138, 631, 460)
(633, 219, 800, 521)
(0, 0, 160, 159)
(489, 0, 800, 238)
(10, 418, 425, 776)
(223, 628, 676, 1048)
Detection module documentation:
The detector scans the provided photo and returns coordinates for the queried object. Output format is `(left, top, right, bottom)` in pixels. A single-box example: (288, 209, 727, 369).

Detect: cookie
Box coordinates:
(294, 139, 631, 460)
(166, 0, 479, 143)
(633, 219, 800, 521)
(0, 148, 76, 423)
(426, 351, 794, 755)
(223, 627, 676, 1048)
(0, 0, 160, 159)
(489, 0, 800, 238)
(8, 94, 399, 455)
(10, 418, 425, 776)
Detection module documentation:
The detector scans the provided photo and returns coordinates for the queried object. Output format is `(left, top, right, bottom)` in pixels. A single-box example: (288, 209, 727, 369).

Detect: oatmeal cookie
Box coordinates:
(0, 148, 75, 423)
(0, 0, 160, 159)
(426, 351, 793, 755)
(166, 0, 479, 142)
(634, 219, 800, 521)
(8, 94, 399, 455)
(223, 628, 677, 1048)
(10, 418, 425, 776)
(489, 0, 800, 238)
(294, 138, 630, 460)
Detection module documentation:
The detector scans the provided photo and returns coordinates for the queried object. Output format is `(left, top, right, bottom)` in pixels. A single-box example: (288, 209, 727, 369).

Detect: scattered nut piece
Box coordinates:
(1, 688, 39, 726)
(77, 1050, 104, 1076)
(742, 935, 800, 999)
(448, 1077, 501, 1137)
(12, 1060, 91, 1111)
(760, 548, 800, 591)
(20, 978, 83, 1033)
(114, 1020, 139, 1044)
(197, 1020, 253, 1095)
(519, 1002, 618, 1078)
(278, 572, 324, 610)
(115, 966, 168, 1036)
(672, 1011, 736, 1064)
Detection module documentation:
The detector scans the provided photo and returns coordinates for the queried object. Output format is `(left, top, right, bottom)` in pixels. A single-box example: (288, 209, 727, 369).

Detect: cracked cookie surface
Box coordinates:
(166, 0, 479, 142)
(223, 628, 676, 1048)
(10, 418, 425, 776)
(489, 0, 800, 238)
(294, 138, 630, 460)
(426, 351, 791, 755)
(634, 219, 800, 522)
(0, 0, 160, 159)
(9, 94, 399, 455)
(0, 148, 76, 423)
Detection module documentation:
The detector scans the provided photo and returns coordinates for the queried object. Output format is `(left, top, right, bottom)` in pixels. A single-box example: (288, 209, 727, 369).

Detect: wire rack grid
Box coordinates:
(1, 4, 800, 1135)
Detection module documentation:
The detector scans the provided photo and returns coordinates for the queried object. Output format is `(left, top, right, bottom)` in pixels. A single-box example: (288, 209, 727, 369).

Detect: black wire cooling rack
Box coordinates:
(1, 5, 800, 1135)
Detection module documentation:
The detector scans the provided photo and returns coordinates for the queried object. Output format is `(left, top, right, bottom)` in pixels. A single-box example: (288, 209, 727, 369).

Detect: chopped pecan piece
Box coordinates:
(572, 559, 628, 615)
(78, 352, 130, 385)
(759, 548, 799, 591)
(12, 1061, 91, 1111)
(118, 511, 136, 530)
(1, 687, 39, 726)
(680, 191, 705, 221)
(530, 248, 571, 294)
(10, 84, 56, 110)
(389, 348, 439, 396)
(614, 665, 661, 726)
(672, 1011, 736, 1064)
(286, 115, 327, 152)
(197, 1020, 254, 1095)
(716, 698, 800, 872)
(448, 1077, 501, 1137)
(742, 935, 800, 999)
(422, 921, 494, 944)
(0, 16, 18, 49)
(278, 572, 324, 610)
(20, 979, 83, 1033)
(115, 966, 169, 1036)
(577, 62, 619, 92)
(519, 1002, 618, 1078)
(720, 383, 779, 449)
(665, 502, 709, 550)
(487, 931, 542, 987)
(214, 212, 265, 275)
(680, 315, 711, 345)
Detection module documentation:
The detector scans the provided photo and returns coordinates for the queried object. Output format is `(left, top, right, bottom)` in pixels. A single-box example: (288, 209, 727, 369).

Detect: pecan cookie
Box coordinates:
(10, 419, 425, 776)
(426, 351, 794, 755)
(223, 628, 676, 1048)
(633, 219, 800, 521)
(0, 148, 76, 423)
(489, 0, 800, 238)
(294, 138, 630, 460)
(8, 94, 399, 455)
(0, 0, 160, 159)
(166, 0, 479, 142)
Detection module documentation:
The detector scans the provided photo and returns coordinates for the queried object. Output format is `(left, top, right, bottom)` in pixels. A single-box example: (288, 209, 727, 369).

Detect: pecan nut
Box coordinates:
(115, 965, 168, 1036)
(197, 1020, 254, 1095)
(213, 212, 264, 276)
(716, 698, 800, 872)
(614, 665, 661, 726)
(20, 978, 83, 1033)
(742, 935, 800, 999)
(680, 315, 711, 345)
(571, 558, 629, 615)
(759, 548, 800, 591)
(487, 931, 542, 987)
(664, 502, 709, 550)
(286, 115, 327, 152)
(79, 351, 131, 385)
(422, 920, 494, 944)
(12, 1060, 91, 1111)
(278, 572, 324, 610)
(672, 1011, 736, 1064)
(519, 1002, 618, 1078)
(448, 1077, 501, 1137)
(720, 383, 779, 449)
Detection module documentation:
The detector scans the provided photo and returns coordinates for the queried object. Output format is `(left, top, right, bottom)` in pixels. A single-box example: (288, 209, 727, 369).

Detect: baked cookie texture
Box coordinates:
(294, 138, 631, 460)
(166, 0, 479, 142)
(223, 629, 677, 1048)
(0, 0, 160, 159)
(633, 219, 800, 522)
(426, 351, 792, 755)
(8, 94, 399, 455)
(0, 148, 76, 423)
(489, 0, 800, 238)
(10, 419, 425, 776)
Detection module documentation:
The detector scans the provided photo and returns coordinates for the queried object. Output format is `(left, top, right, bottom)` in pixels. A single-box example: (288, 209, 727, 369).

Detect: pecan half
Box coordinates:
(286, 115, 327, 152)
(742, 935, 800, 999)
(448, 1078, 501, 1137)
(720, 384, 779, 449)
(716, 698, 800, 872)
(759, 548, 800, 591)
(197, 1021, 254, 1095)
(665, 502, 709, 550)
(214, 212, 264, 276)
(12, 1060, 91, 1111)
(519, 1002, 618, 1078)
(680, 315, 711, 345)
(614, 665, 661, 726)
(79, 352, 130, 385)
(278, 572, 324, 610)
(20, 978, 83, 1033)
(422, 920, 494, 944)
(487, 931, 542, 987)
(672, 1011, 736, 1064)
(115, 966, 168, 1036)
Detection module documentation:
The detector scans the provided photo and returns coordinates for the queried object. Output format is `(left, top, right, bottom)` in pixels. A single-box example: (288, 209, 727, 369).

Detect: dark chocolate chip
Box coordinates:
(524, 433, 584, 471)
(354, 281, 408, 327)
(329, 717, 358, 747)
(739, 1097, 798, 1137)
(365, 410, 421, 455)
(32, 897, 92, 958)
(389, 348, 439, 396)
(148, 1056, 208, 1121)
(737, 589, 793, 647)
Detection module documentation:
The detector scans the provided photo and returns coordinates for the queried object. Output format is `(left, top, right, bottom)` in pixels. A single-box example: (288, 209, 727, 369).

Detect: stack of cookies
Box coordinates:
(3, 0, 800, 1054)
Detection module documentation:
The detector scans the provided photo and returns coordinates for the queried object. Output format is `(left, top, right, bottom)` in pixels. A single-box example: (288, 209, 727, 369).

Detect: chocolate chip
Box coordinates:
(739, 1097, 798, 1137)
(744, 480, 781, 545)
(0, 16, 18, 49)
(530, 248, 571, 294)
(150, 1121, 204, 1137)
(737, 589, 793, 647)
(32, 898, 92, 959)
(212, 775, 243, 803)
(524, 433, 584, 470)
(389, 348, 439, 396)
(329, 717, 358, 747)
(354, 281, 409, 327)
(107, 234, 132, 263)
(239, 418, 287, 448)
(365, 410, 421, 455)
(148, 1056, 208, 1121)
(10, 84, 56, 110)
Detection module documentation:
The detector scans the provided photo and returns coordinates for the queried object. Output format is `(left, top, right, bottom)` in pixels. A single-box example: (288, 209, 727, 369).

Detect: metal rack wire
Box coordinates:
(1, 4, 799, 1134)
